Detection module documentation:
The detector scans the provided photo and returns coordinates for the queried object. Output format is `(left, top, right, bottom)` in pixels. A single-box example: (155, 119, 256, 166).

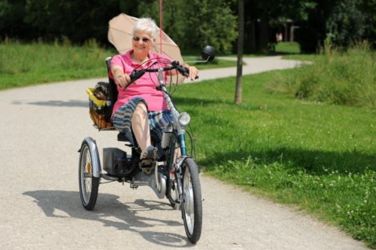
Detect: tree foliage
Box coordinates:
(138, 0, 237, 54)
(181, 0, 237, 54)
(0, 0, 28, 39)
(360, 0, 376, 46)
(326, 0, 365, 47)
(299, 0, 376, 52)
(23, 0, 122, 44)
(1, 0, 375, 53)
(239, 0, 316, 53)
(0, 0, 237, 53)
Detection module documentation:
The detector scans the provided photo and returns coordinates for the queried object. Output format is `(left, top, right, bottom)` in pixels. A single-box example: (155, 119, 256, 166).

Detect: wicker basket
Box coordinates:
(87, 88, 114, 129)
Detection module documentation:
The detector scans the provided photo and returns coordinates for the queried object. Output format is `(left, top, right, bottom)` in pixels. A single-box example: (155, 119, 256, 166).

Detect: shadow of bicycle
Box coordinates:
(23, 190, 191, 248)
(12, 99, 88, 108)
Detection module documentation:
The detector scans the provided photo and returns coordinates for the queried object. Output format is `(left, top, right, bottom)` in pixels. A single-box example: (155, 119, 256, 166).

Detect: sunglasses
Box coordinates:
(132, 36, 151, 43)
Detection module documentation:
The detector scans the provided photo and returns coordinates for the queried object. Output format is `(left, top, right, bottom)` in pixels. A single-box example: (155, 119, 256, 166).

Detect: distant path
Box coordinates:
(195, 56, 304, 82)
(0, 57, 368, 249)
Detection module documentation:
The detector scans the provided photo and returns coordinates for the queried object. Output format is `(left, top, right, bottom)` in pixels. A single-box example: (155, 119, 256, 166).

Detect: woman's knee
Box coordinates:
(133, 103, 148, 120)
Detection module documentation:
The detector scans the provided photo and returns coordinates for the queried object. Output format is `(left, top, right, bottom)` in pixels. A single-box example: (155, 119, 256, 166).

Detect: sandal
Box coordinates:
(139, 145, 158, 168)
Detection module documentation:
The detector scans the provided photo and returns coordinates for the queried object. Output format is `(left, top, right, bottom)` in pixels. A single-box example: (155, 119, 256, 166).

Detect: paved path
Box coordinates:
(0, 57, 368, 249)
(195, 56, 304, 82)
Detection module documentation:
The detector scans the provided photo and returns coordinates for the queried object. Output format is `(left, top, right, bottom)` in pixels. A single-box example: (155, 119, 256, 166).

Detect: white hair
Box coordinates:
(133, 17, 158, 40)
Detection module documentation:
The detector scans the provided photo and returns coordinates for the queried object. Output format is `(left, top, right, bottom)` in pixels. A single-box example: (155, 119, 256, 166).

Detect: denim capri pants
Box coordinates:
(112, 97, 173, 145)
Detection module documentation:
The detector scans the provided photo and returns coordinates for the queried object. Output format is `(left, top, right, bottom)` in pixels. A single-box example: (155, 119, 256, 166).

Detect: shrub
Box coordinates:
(269, 42, 376, 108)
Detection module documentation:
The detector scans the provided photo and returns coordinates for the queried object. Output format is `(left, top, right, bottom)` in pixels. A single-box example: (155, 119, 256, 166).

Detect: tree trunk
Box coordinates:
(257, 19, 269, 52)
(235, 0, 244, 104)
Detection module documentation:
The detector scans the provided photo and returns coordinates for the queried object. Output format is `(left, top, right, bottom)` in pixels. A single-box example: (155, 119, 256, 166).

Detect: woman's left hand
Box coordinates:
(187, 65, 199, 80)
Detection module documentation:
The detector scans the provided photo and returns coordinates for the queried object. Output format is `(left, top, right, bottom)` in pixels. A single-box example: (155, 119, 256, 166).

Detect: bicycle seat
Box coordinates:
(117, 132, 129, 142)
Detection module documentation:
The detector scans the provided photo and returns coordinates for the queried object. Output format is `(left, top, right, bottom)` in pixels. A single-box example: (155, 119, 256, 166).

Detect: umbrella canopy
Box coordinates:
(108, 13, 184, 64)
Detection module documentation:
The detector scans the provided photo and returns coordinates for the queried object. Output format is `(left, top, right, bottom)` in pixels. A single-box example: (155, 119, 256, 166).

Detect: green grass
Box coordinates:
(183, 56, 237, 69)
(0, 40, 115, 90)
(240, 42, 302, 57)
(275, 42, 301, 54)
(270, 43, 376, 108)
(0, 41, 236, 90)
(173, 72, 376, 248)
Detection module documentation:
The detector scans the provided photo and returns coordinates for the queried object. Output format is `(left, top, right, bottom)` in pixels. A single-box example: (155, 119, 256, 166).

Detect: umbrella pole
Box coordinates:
(159, 0, 163, 53)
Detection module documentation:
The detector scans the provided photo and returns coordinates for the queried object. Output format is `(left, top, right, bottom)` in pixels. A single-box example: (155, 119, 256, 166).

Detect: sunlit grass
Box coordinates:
(183, 56, 237, 69)
(269, 43, 376, 108)
(173, 72, 376, 248)
(275, 41, 301, 54)
(0, 40, 115, 89)
(0, 41, 236, 90)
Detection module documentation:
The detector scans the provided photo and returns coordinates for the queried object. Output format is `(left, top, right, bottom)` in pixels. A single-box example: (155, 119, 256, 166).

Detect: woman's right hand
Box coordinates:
(114, 73, 131, 88)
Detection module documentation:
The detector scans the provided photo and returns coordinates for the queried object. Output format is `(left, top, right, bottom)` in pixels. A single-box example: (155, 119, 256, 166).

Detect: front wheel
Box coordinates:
(78, 141, 99, 210)
(181, 158, 202, 244)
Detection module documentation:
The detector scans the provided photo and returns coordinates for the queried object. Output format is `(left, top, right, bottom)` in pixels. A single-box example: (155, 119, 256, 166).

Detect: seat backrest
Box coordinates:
(105, 57, 118, 110)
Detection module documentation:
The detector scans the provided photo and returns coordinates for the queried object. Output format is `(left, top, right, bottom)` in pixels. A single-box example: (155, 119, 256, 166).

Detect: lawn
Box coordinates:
(0, 40, 113, 89)
(183, 56, 237, 69)
(173, 71, 376, 248)
(0, 41, 236, 90)
(275, 41, 301, 54)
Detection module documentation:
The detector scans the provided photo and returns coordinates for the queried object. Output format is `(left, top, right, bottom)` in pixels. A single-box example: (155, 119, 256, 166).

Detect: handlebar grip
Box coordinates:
(129, 70, 145, 83)
(179, 66, 199, 80)
(171, 61, 189, 77)
(179, 67, 189, 77)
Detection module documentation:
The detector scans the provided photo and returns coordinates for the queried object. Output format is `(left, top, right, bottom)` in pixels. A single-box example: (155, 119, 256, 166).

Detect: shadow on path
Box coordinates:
(23, 190, 191, 248)
(13, 99, 88, 108)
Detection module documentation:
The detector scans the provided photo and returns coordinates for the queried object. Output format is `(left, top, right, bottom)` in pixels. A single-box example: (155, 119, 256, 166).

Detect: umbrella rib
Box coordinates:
(110, 27, 133, 35)
(108, 14, 184, 63)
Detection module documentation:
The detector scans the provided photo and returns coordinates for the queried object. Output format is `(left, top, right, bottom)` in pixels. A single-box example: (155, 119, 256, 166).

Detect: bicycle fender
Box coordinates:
(80, 137, 102, 178)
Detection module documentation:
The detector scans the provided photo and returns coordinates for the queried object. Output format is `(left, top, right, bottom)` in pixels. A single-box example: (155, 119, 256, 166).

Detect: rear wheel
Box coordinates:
(79, 142, 99, 210)
(181, 158, 202, 244)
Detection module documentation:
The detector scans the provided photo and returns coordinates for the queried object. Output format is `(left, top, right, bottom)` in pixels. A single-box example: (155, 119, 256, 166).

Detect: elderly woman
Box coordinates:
(110, 17, 199, 164)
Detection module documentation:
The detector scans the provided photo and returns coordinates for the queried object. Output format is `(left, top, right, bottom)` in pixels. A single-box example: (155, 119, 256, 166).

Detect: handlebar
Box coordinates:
(129, 61, 190, 83)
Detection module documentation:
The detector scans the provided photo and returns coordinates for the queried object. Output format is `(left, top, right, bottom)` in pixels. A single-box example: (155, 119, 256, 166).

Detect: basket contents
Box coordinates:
(87, 82, 114, 129)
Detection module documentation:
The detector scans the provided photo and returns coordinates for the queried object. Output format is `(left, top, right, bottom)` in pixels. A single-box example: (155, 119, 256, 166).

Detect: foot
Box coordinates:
(139, 145, 158, 169)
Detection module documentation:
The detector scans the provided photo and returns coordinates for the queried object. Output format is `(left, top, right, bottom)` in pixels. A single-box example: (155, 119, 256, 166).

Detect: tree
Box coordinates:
(23, 0, 123, 44)
(326, 0, 365, 47)
(182, 0, 237, 54)
(235, 0, 244, 104)
(2, 0, 374, 52)
(139, 0, 237, 54)
(137, 0, 186, 51)
(0, 0, 29, 39)
(240, 0, 316, 53)
(360, 0, 376, 47)
(298, 0, 372, 52)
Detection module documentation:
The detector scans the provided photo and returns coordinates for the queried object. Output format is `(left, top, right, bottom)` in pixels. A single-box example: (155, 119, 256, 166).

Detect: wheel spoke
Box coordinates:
(183, 166, 195, 234)
(180, 158, 202, 243)
(79, 141, 99, 210)
(80, 147, 92, 204)
(83, 172, 91, 178)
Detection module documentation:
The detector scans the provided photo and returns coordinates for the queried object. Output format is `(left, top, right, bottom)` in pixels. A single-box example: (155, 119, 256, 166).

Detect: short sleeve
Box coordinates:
(111, 55, 132, 74)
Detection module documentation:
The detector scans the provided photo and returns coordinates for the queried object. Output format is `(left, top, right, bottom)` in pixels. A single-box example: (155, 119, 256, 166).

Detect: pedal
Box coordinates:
(157, 164, 168, 176)
(174, 202, 181, 210)
(139, 161, 156, 175)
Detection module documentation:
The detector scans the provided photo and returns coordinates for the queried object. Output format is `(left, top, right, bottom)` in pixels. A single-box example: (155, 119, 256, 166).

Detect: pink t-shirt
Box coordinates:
(111, 50, 171, 113)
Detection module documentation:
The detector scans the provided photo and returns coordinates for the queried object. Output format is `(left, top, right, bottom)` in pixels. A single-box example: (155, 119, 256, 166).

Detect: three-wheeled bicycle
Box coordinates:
(78, 58, 204, 243)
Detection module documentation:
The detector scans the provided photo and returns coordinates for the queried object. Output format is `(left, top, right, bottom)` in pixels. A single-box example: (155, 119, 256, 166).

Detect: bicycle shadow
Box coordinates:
(23, 190, 191, 248)
(13, 99, 88, 108)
